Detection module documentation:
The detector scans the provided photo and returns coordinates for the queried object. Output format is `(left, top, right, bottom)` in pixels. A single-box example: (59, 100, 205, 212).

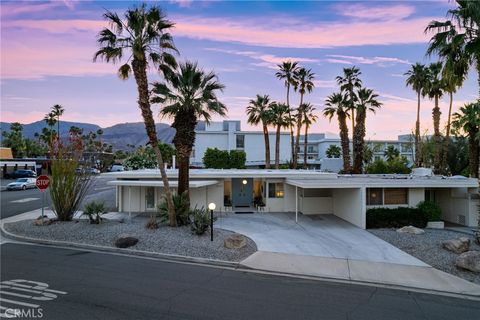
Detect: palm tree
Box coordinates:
(246, 94, 274, 169)
(270, 102, 290, 169)
(452, 102, 480, 178)
(44, 112, 57, 150)
(152, 61, 226, 198)
(51, 104, 64, 139)
(384, 145, 400, 162)
(94, 3, 178, 226)
(336, 67, 362, 143)
(425, 62, 445, 174)
(292, 67, 315, 168)
(352, 88, 382, 173)
(300, 103, 318, 168)
(276, 61, 299, 161)
(425, 0, 480, 100)
(324, 93, 351, 172)
(405, 63, 429, 167)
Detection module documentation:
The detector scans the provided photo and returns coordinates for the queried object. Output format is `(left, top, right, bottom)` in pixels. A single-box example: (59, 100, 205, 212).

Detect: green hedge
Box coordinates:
(366, 207, 430, 228)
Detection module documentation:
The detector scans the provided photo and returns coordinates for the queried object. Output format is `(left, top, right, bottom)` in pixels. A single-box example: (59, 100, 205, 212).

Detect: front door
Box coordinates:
(232, 178, 253, 207)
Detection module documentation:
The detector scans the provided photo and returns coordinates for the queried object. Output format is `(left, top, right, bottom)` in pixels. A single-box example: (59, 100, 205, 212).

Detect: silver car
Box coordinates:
(6, 178, 37, 191)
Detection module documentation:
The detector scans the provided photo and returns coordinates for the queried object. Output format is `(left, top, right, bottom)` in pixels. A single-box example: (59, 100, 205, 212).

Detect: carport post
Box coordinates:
(128, 186, 131, 221)
(295, 186, 298, 223)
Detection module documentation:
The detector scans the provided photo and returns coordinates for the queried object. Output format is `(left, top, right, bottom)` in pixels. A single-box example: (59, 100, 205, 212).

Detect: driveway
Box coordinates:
(216, 212, 426, 266)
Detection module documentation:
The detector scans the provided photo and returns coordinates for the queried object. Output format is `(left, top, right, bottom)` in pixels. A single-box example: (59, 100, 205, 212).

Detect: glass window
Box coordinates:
(236, 134, 245, 149)
(268, 183, 284, 198)
(384, 188, 408, 205)
(366, 188, 383, 205)
(146, 187, 155, 210)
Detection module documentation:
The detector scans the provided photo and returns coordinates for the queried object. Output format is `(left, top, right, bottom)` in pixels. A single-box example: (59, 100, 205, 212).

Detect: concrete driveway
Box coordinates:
(216, 212, 426, 266)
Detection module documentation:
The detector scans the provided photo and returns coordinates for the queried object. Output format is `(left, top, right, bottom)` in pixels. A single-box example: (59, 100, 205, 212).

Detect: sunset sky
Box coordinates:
(1, 0, 478, 139)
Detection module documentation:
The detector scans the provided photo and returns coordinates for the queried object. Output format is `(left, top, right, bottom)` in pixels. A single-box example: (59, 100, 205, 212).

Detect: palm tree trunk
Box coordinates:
(132, 58, 176, 227)
(352, 110, 366, 174)
(263, 123, 271, 169)
(275, 125, 281, 169)
(432, 95, 442, 174)
(293, 94, 304, 169)
(441, 91, 453, 174)
(415, 91, 422, 167)
(303, 124, 308, 169)
(468, 127, 479, 178)
(339, 115, 351, 173)
(287, 85, 295, 163)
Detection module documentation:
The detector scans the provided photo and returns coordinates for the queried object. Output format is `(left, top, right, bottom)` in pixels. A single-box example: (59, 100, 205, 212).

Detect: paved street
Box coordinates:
(1, 243, 479, 320)
(1, 176, 116, 219)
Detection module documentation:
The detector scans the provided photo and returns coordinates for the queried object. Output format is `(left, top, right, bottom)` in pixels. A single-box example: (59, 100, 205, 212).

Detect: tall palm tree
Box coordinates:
(94, 3, 178, 226)
(336, 67, 362, 142)
(275, 61, 299, 161)
(292, 67, 315, 168)
(152, 61, 226, 198)
(425, 0, 480, 100)
(405, 63, 429, 167)
(44, 112, 57, 150)
(270, 102, 290, 169)
(352, 88, 382, 173)
(425, 62, 445, 174)
(246, 94, 274, 169)
(324, 93, 351, 172)
(51, 104, 64, 139)
(452, 102, 480, 178)
(300, 103, 318, 169)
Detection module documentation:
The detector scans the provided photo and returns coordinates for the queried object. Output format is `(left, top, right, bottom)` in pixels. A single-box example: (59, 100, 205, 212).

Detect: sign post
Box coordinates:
(36, 175, 50, 224)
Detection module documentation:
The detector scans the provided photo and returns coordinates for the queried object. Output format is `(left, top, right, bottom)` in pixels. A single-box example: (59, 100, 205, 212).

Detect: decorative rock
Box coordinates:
(224, 233, 247, 249)
(396, 226, 425, 235)
(442, 237, 470, 254)
(33, 217, 52, 226)
(456, 251, 480, 273)
(114, 235, 139, 248)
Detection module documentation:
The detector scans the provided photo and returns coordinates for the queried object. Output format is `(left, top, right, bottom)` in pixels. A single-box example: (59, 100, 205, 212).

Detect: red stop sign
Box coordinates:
(36, 175, 50, 192)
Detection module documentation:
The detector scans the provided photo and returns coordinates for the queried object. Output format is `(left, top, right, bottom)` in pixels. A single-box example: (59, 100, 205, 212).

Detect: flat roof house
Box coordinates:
(106, 169, 479, 229)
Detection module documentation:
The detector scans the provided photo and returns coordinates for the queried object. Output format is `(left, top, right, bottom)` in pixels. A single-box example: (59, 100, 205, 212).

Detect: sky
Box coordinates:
(1, 0, 478, 139)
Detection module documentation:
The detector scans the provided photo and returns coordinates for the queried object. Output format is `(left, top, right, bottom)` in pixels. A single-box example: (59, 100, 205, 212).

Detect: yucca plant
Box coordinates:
(157, 192, 191, 226)
(83, 200, 106, 224)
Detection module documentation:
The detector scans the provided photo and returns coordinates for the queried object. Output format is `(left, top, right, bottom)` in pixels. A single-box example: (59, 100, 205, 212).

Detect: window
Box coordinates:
(384, 188, 408, 205)
(236, 134, 245, 149)
(268, 183, 284, 198)
(366, 188, 383, 205)
(145, 187, 155, 210)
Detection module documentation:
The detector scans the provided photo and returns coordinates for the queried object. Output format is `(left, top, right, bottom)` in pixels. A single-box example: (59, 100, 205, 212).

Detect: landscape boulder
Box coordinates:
(115, 235, 139, 248)
(396, 226, 424, 235)
(224, 234, 247, 249)
(456, 251, 480, 273)
(442, 237, 470, 254)
(34, 217, 52, 226)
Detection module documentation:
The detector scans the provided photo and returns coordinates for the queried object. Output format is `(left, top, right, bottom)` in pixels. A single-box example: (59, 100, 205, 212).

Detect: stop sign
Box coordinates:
(36, 175, 50, 192)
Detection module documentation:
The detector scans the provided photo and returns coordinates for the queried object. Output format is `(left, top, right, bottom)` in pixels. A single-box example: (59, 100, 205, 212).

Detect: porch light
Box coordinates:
(276, 190, 284, 198)
(242, 179, 248, 185)
(208, 202, 216, 211)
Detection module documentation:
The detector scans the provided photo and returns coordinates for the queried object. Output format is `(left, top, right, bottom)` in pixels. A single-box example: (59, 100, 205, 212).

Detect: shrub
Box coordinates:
(157, 192, 190, 226)
(190, 207, 217, 235)
(202, 147, 246, 169)
(417, 200, 442, 221)
(365, 156, 411, 174)
(326, 145, 341, 158)
(229, 150, 246, 169)
(83, 201, 106, 224)
(366, 207, 429, 228)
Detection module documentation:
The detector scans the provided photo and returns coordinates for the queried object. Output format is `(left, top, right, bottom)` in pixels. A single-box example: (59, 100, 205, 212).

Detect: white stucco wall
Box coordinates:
(408, 188, 424, 207)
(436, 187, 478, 227)
(332, 187, 366, 229)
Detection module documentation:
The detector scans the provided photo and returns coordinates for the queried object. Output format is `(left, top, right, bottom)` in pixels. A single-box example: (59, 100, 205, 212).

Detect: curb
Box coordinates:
(2, 223, 479, 301)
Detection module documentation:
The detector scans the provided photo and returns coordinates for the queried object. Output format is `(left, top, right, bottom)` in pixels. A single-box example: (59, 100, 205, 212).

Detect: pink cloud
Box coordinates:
(335, 4, 416, 21)
(326, 55, 411, 67)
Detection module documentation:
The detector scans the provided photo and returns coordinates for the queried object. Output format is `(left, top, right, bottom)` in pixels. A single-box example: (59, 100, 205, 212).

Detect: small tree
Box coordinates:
(326, 145, 341, 158)
(229, 150, 246, 169)
(124, 145, 175, 170)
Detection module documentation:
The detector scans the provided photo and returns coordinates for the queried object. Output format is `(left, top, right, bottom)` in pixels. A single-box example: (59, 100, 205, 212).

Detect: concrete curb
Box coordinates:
(2, 222, 479, 301)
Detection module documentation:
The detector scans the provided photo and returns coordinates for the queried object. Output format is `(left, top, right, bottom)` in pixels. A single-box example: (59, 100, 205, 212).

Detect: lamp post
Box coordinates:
(208, 202, 216, 241)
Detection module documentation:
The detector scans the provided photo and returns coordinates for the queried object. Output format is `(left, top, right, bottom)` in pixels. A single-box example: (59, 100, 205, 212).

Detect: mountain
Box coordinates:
(0, 120, 175, 151)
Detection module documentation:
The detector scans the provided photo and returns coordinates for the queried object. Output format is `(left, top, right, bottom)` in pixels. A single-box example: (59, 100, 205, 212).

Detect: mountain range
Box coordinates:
(0, 120, 175, 150)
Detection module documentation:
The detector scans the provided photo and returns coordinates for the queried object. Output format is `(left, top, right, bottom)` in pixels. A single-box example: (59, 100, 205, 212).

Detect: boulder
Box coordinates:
(34, 217, 52, 226)
(396, 226, 425, 235)
(442, 237, 470, 254)
(115, 235, 139, 248)
(456, 251, 480, 273)
(224, 234, 247, 249)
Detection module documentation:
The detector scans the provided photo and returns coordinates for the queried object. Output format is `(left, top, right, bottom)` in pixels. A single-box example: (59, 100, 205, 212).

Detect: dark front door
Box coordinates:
(232, 178, 253, 207)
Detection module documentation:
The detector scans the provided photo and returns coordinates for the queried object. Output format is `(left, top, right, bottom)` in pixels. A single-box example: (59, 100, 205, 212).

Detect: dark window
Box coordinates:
(236, 134, 245, 149)
(366, 188, 383, 205)
(384, 188, 408, 205)
(268, 183, 284, 198)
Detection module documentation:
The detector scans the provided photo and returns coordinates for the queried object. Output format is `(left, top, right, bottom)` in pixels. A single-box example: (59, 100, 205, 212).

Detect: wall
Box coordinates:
(206, 182, 224, 212)
(332, 188, 366, 229)
(243, 133, 291, 164)
(191, 132, 229, 165)
(300, 197, 333, 214)
(265, 179, 285, 212)
(408, 188, 424, 207)
(436, 187, 478, 227)
(120, 186, 143, 212)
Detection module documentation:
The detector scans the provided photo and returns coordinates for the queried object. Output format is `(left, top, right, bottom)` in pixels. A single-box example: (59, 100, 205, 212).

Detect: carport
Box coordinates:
(286, 179, 366, 229)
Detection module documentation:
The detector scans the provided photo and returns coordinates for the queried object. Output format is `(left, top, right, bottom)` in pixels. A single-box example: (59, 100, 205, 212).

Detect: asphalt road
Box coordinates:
(1, 243, 479, 320)
(0, 176, 116, 219)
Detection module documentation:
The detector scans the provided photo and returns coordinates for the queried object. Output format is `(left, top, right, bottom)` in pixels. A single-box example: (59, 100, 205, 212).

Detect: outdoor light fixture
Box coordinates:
(208, 202, 216, 241)
(242, 179, 247, 185)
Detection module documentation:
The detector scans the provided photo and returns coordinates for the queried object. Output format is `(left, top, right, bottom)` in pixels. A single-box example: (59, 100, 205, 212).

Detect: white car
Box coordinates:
(6, 178, 37, 191)
(110, 165, 124, 172)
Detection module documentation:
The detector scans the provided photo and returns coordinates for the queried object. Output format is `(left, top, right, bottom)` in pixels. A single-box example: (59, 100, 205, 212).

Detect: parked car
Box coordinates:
(110, 165, 124, 172)
(90, 168, 100, 174)
(6, 178, 37, 191)
(6, 170, 37, 179)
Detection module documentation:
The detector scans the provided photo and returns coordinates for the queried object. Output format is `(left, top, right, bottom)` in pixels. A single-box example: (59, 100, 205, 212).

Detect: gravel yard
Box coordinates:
(4, 218, 257, 262)
(370, 228, 480, 284)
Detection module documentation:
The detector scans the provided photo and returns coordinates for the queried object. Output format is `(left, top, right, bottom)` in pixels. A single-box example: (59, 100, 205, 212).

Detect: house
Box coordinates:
(106, 169, 479, 229)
